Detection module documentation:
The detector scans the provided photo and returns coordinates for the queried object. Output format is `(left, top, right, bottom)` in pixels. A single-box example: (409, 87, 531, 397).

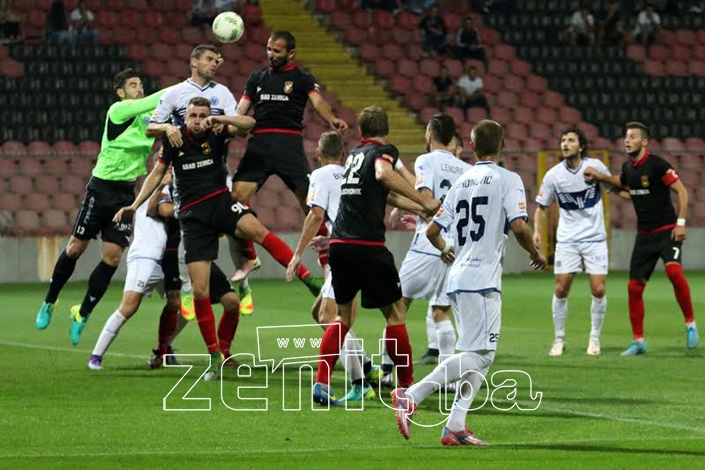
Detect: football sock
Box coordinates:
(157, 304, 179, 354)
(426, 304, 438, 350)
(194, 297, 219, 354)
(168, 314, 188, 346)
(92, 310, 127, 357)
(79, 261, 118, 319)
(240, 277, 250, 291)
(218, 307, 240, 357)
(45, 249, 78, 303)
(436, 320, 456, 361)
(552, 294, 568, 340)
(261, 232, 311, 281)
(316, 223, 329, 266)
(446, 351, 495, 432)
(315, 321, 348, 385)
(242, 239, 257, 261)
(339, 332, 364, 382)
(665, 264, 695, 323)
(385, 324, 414, 387)
(628, 279, 646, 339)
(590, 295, 607, 339)
(381, 328, 394, 370)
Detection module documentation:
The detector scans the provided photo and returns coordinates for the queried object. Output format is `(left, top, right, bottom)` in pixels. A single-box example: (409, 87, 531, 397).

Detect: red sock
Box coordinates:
(628, 279, 646, 339)
(314, 321, 349, 385)
(316, 223, 329, 267)
(261, 232, 311, 280)
(385, 324, 414, 387)
(218, 307, 240, 358)
(242, 239, 257, 261)
(194, 297, 219, 353)
(665, 264, 695, 323)
(157, 304, 179, 354)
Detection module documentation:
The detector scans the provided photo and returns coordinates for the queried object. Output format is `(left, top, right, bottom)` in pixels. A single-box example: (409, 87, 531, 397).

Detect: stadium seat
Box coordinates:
(626, 44, 646, 61)
(24, 194, 50, 212)
(15, 211, 41, 235)
(53, 141, 77, 155)
(353, 11, 372, 30)
(513, 107, 534, 124)
(52, 193, 77, 212)
(396, 12, 418, 30)
(666, 61, 688, 76)
(374, 59, 394, 79)
(643, 61, 665, 76)
(181, 27, 202, 44)
(316, 0, 335, 13)
(375, 10, 395, 29)
(412, 75, 434, 95)
(159, 28, 179, 44)
(388, 76, 411, 96)
(397, 59, 418, 78)
(78, 141, 101, 156)
(688, 61, 705, 76)
(526, 75, 548, 92)
(2, 193, 21, 212)
(10, 175, 33, 194)
(405, 94, 427, 112)
(419, 59, 440, 78)
(1, 141, 26, 156)
(466, 108, 489, 123)
(97, 11, 117, 28)
(502, 75, 525, 91)
(559, 107, 581, 123)
(510, 59, 532, 77)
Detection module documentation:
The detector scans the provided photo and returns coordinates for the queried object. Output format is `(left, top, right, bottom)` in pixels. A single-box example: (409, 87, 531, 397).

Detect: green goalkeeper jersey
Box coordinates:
(92, 86, 173, 181)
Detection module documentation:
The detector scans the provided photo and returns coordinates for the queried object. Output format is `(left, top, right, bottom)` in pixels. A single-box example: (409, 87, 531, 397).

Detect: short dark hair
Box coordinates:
(471, 119, 504, 158)
(359, 106, 389, 138)
(188, 96, 211, 109)
(626, 121, 650, 139)
(191, 44, 220, 60)
(560, 126, 589, 157)
(428, 113, 456, 146)
(270, 31, 296, 51)
(318, 131, 344, 159)
(113, 68, 140, 90)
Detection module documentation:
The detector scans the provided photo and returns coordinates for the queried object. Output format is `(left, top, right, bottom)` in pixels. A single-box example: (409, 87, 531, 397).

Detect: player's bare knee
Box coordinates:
(221, 292, 240, 313)
(554, 283, 571, 299)
(192, 283, 209, 299)
(591, 285, 606, 298)
(102, 244, 123, 266)
(65, 237, 88, 258)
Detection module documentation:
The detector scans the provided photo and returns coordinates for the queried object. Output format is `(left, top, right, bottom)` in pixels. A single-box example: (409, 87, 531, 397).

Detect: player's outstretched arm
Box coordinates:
(146, 170, 173, 218)
(510, 217, 546, 271)
(427, 221, 455, 264)
(286, 206, 325, 282)
(202, 114, 256, 135)
(375, 156, 440, 217)
(394, 160, 416, 187)
(110, 85, 176, 124)
(584, 166, 622, 188)
(113, 162, 168, 223)
(309, 93, 348, 133)
(670, 179, 689, 240)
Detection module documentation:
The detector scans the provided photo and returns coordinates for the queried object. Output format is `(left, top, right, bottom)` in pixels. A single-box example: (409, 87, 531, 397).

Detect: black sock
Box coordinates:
(363, 360, 372, 376)
(45, 250, 78, 303)
(382, 363, 393, 374)
(427, 348, 439, 357)
(79, 261, 117, 318)
(352, 378, 364, 387)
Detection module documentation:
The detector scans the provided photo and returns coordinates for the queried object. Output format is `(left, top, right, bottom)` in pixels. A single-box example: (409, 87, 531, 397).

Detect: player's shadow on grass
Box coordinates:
(507, 443, 705, 457)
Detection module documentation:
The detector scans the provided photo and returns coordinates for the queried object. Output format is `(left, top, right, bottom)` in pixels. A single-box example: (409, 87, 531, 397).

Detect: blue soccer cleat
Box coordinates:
(686, 326, 700, 350)
(620, 340, 647, 356)
(313, 382, 339, 407)
(339, 383, 376, 403)
(35, 301, 56, 330)
(69, 305, 87, 346)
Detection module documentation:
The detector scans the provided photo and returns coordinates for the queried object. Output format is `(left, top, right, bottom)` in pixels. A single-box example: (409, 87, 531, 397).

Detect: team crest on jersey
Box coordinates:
(519, 201, 526, 210)
(210, 96, 219, 105)
(284, 81, 294, 93)
(641, 175, 649, 187)
(202, 142, 211, 155)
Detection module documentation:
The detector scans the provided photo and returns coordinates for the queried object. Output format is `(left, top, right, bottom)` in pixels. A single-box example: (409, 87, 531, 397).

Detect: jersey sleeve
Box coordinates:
(241, 70, 258, 102)
(111, 86, 174, 124)
(159, 185, 173, 205)
(414, 155, 434, 192)
(159, 138, 175, 167)
(592, 159, 615, 192)
(222, 89, 238, 115)
(302, 70, 321, 95)
(432, 185, 456, 231)
(505, 172, 529, 222)
(535, 171, 555, 207)
(655, 157, 679, 186)
(149, 86, 178, 124)
(376, 144, 399, 167)
(306, 170, 330, 211)
(620, 161, 629, 187)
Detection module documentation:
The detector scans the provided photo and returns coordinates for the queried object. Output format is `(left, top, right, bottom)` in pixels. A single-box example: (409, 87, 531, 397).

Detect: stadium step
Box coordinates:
(261, 1, 426, 155)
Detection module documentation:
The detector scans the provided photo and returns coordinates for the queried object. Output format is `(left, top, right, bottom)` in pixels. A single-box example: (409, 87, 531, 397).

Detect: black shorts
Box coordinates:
(209, 262, 234, 304)
(233, 133, 310, 195)
(329, 243, 402, 309)
(630, 229, 683, 281)
(160, 248, 183, 292)
(72, 177, 135, 247)
(179, 192, 254, 263)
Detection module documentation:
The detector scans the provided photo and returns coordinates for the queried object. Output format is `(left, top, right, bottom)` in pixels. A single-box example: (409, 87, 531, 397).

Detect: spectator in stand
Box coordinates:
(567, 5, 595, 46)
(362, 0, 399, 12)
(633, 3, 662, 45)
(597, 1, 626, 47)
(44, 0, 70, 45)
(455, 65, 490, 112)
(0, 0, 22, 44)
(69, 0, 98, 47)
(405, 0, 436, 15)
(454, 15, 487, 66)
(242, 0, 262, 27)
(419, 5, 447, 57)
(433, 65, 454, 109)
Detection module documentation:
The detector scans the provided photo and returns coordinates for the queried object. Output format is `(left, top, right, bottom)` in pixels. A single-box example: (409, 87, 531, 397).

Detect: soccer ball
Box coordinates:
(212, 12, 245, 43)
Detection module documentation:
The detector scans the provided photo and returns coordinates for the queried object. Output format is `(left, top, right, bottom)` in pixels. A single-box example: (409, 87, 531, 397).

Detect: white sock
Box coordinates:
(447, 351, 495, 432)
(240, 277, 250, 290)
(436, 320, 456, 361)
(590, 295, 606, 339)
(381, 328, 393, 368)
(552, 295, 568, 340)
(426, 305, 438, 350)
(169, 314, 188, 346)
(339, 332, 364, 382)
(92, 311, 127, 357)
(686, 321, 697, 329)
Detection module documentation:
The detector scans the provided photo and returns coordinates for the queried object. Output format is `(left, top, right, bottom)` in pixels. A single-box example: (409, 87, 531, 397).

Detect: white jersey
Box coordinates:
(410, 150, 472, 255)
(433, 161, 528, 294)
(307, 163, 344, 233)
(535, 158, 610, 243)
(126, 187, 171, 263)
(149, 79, 238, 126)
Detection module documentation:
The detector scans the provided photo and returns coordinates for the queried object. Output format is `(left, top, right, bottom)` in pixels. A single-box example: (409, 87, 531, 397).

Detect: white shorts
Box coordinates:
(399, 250, 450, 306)
(124, 257, 164, 296)
(449, 290, 502, 352)
(320, 264, 335, 300)
(554, 241, 609, 275)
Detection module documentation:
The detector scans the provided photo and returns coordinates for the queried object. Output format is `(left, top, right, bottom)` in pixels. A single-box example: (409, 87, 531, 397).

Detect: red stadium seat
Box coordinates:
(626, 44, 646, 61)
(3, 193, 21, 211)
(493, 44, 515, 61)
(688, 61, 705, 75)
(487, 59, 508, 75)
(559, 107, 581, 123)
(151, 43, 173, 60)
(382, 43, 403, 61)
(1, 59, 23, 78)
(388, 76, 411, 95)
(127, 42, 147, 61)
(353, 11, 372, 30)
(443, 13, 462, 33)
(52, 193, 77, 212)
(675, 29, 696, 45)
(316, 0, 336, 13)
(412, 75, 434, 95)
(513, 106, 534, 124)
(496, 91, 518, 108)
(10, 175, 33, 193)
(344, 28, 366, 47)
(174, 0, 192, 12)
(665, 61, 688, 76)
(526, 75, 547, 92)
(466, 108, 489, 123)
(404, 94, 428, 112)
(536, 108, 557, 125)
(15, 211, 41, 235)
(419, 58, 440, 77)
(406, 44, 424, 61)
(396, 12, 418, 30)
(1, 141, 26, 156)
(490, 106, 511, 123)
(647, 44, 669, 61)
(120, 9, 141, 28)
(78, 141, 101, 156)
(519, 90, 541, 109)
(24, 194, 50, 212)
(96, 11, 117, 28)
(53, 141, 77, 155)
(643, 60, 665, 76)
(502, 75, 524, 91)
(159, 28, 179, 44)
(375, 10, 395, 29)
(374, 59, 395, 79)
(397, 58, 418, 78)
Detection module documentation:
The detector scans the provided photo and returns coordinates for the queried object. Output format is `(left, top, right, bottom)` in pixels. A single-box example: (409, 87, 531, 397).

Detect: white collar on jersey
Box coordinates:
(186, 78, 216, 91)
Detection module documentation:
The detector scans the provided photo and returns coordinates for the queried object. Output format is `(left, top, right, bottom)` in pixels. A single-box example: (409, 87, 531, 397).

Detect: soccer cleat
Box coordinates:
(231, 256, 261, 282)
(686, 326, 699, 350)
(548, 339, 565, 356)
(221, 352, 242, 367)
(147, 349, 164, 370)
(365, 365, 383, 384)
(391, 388, 416, 440)
(35, 301, 56, 330)
(204, 351, 222, 381)
(621, 340, 647, 356)
(312, 382, 339, 406)
(586, 338, 601, 356)
(87, 354, 103, 370)
(180, 289, 195, 321)
(414, 352, 439, 365)
(339, 383, 376, 403)
(303, 275, 324, 297)
(239, 284, 254, 316)
(380, 372, 395, 389)
(440, 426, 488, 446)
(165, 346, 180, 366)
(69, 305, 87, 346)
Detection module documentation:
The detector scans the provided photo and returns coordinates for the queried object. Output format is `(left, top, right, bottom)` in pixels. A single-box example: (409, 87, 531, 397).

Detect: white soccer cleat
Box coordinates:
(586, 338, 601, 356)
(548, 339, 565, 357)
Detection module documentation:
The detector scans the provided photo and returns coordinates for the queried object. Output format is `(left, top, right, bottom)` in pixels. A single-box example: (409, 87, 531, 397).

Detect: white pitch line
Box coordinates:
(0, 340, 144, 359)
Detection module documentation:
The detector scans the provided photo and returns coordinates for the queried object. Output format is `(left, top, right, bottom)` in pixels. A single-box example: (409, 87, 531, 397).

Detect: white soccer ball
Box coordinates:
(212, 12, 245, 43)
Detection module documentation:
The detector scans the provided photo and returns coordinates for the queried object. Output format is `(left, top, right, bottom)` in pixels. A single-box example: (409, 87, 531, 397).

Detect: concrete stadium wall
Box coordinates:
(1, 229, 704, 284)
